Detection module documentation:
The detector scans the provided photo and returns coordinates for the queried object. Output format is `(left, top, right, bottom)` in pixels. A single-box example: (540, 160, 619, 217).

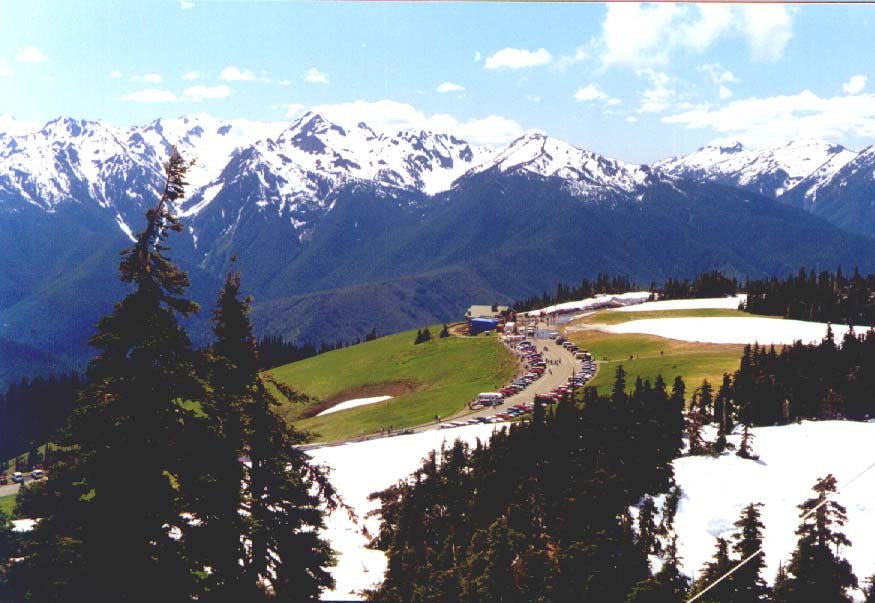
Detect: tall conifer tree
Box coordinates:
(11, 148, 202, 601)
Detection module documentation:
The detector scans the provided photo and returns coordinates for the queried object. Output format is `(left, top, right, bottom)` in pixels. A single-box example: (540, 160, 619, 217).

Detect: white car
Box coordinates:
(11, 471, 23, 483)
(31, 469, 44, 479)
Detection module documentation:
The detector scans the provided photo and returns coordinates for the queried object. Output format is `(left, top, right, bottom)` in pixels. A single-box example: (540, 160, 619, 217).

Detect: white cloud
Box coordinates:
(843, 75, 867, 95)
(0, 63, 12, 77)
(625, 116, 638, 123)
(453, 115, 527, 146)
(181, 0, 195, 8)
(484, 47, 552, 70)
(119, 89, 178, 103)
(182, 84, 232, 101)
(678, 4, 734, 54)
(738, 5, 793, 62)
(600, 3, 681, 68)
(142, 73, 163, 84)
(220, 66, 256, 81)
(638, 69, 676, 113)
(474, 51, 482, 62)
(279, 79, 292, 86)
(662, 89, 875, 147)
(701, 64, 738, 100)
(527, 95, 542, 103)
(597, 4, 794, 69)
(555, 46, 591, 71)
(16, 46, 46, 63)
(574, 84, 609, 102)
(304, 67, 329, 84)
(0, 115, 40, 135)
(278, 103, 306, 117)
(436, 81, 465, 94)
(309, 99, 526, 146)
(181, 71, 200, 81)
(110, 69, 123, 79)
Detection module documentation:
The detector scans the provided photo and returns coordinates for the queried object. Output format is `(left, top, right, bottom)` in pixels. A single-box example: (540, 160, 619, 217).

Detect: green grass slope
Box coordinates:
(567, 311, 745, 396)
(269, 327, 517, 442)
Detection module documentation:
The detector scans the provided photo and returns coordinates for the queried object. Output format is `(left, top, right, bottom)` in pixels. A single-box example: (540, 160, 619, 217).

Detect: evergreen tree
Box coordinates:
(10, 148, 202, 601)
(638, 495, 660, 559)
(194, 267, 339, 600)
(686, 410, 708, 456)
(439, 323, 450, 338)
(627, 535, 688, 603)
(862, 571, 875, 603)
(690, 537, 733, 603)
(731, 503, 769, 603)
(779, 474, 857, 603)
(736, 423, 758, 460)
(694, 380, 714, 420)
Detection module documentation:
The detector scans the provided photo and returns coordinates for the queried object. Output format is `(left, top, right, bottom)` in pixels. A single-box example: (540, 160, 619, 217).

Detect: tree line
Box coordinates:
(364, 367, 686, 602)
(514, 273, 640, 313)
(0, 373, 81, 462)
(743, 267, 875, 325)
(0, 149, 340, 601)
(256, 326, 377, 371)
(514, 270, 741, 314)
(0, 319, 378, 467)
(363, 363, 873, 603)
(655, 271, 739, 301)
(682, 326, 875, 434)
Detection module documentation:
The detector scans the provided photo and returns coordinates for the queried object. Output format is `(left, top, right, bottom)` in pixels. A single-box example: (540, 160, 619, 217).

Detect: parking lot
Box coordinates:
(434, 320, 598, 431)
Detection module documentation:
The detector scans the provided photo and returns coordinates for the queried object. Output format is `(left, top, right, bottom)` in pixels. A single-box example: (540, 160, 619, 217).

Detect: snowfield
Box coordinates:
(312, 421, 875, 600)
(311, 424, 499, 600)
(615, 295, 746, 313)
(672, 421, 875, 589)
(528, 291, 652, 316)
(316, 396, 393, 417)
(597, 316, 852, 346)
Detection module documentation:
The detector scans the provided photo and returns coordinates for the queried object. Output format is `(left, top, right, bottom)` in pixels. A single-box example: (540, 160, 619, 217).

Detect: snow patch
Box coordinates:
(673, 421, 875, 588)
(596, 315, 851, 346)
(311, 424, 500, 600)
(527, 291, 652, 316)
(317, 396, 393, 417)
(615, 295, 746, 313)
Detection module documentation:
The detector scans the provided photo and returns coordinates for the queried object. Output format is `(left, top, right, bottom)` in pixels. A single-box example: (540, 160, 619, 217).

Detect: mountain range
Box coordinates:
(3, 112, 875, 387)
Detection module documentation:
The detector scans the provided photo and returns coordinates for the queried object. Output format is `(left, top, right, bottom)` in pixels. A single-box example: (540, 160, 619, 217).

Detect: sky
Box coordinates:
(1, 1, 875, 163)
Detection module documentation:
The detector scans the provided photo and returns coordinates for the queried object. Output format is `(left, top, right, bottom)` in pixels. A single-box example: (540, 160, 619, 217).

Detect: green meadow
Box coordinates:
(270, 327, 517, 442)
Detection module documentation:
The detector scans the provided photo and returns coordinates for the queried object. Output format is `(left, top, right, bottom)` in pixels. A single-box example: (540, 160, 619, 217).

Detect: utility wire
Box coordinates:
(687, 456, 875, 603)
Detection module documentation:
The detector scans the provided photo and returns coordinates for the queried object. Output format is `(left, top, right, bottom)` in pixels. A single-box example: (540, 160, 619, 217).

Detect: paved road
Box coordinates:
(457, 333, 580, 422)
(0, 477, 35, 499)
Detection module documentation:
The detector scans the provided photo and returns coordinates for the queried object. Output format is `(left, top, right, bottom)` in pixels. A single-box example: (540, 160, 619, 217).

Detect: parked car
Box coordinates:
(31, 468, 44, 479)
(11, 471, 24, 483)
(0, 474, 7, 485)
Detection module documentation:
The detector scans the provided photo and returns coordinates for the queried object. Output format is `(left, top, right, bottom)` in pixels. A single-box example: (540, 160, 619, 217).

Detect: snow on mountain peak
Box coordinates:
(655, 139, 854, 197)
(466, 132, 651, 196)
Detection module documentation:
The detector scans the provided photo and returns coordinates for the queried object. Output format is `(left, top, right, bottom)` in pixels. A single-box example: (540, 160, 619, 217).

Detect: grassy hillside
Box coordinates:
(0, 493, 15, 516)
(270, 327, 517, 442)
(567, 311, 745, 395)
(582, 308, 743, 325)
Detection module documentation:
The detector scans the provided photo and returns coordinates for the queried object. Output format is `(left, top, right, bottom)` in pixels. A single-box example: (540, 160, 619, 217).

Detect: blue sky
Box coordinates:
(1, 1, 874, 163)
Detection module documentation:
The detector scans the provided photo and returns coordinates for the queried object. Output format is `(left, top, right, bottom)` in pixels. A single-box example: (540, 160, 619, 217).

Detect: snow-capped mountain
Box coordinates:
(172, 111, 495, 245)
(655, 140, 855, 198)
(780, 144, 875, 237)
(0, 112, 495, 242)
(464, 132, 655, 197)
(183, 111, 491, 206)
(125, 114, 286, 193)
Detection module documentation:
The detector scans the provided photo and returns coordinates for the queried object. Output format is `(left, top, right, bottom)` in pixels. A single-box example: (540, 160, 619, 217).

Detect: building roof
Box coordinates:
(466, 305, 510, 319)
